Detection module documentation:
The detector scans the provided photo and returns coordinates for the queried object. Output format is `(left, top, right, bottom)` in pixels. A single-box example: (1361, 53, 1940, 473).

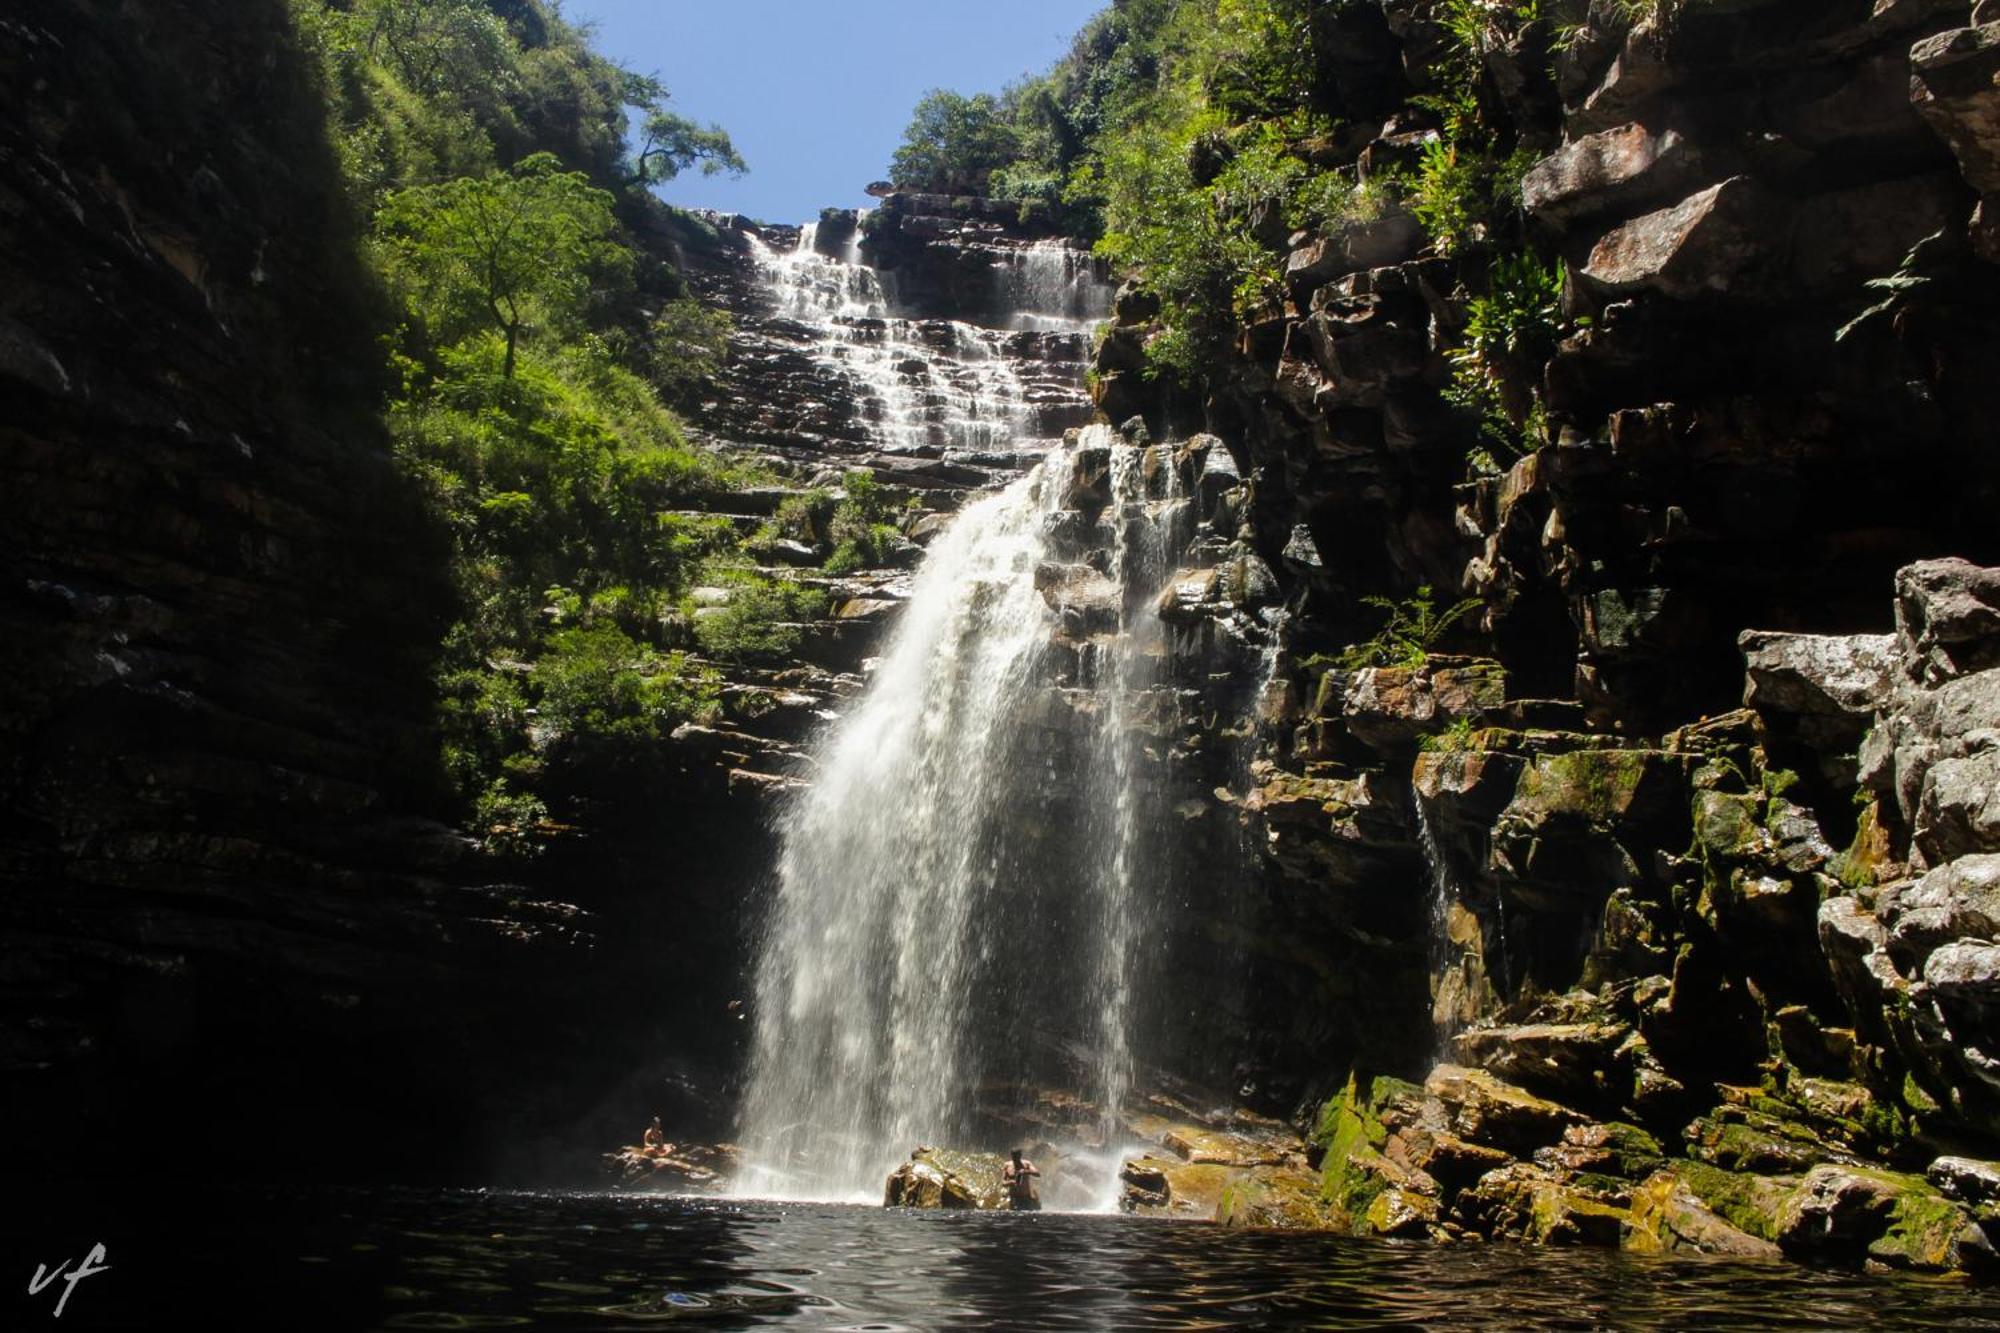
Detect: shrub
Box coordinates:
(531, 624, 721, 747)
(1446, 250, 1564, 467)
(689, 572, 828, 662)
(471, 777, 550, 861)
(1337, 586, 1481, 670)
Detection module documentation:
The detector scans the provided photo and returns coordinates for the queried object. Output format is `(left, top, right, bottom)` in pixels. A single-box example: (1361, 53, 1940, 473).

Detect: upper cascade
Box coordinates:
(751, 224, 1038, 461)
(677, 205, 1110, 490)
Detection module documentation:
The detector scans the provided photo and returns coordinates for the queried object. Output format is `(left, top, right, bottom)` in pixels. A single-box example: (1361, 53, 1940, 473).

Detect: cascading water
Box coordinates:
(752, 226, 1036, 458)
(1412, 793, 1463, 1053)
(733, 221, 1184, 1203)
(734, 426, 1188, 1203)
(1001, 239, 1114, 332)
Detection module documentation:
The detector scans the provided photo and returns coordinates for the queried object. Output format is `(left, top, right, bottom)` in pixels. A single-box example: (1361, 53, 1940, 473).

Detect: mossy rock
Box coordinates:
(1313, 1072, 1427, 1230)
(1775, 1163, 1978, 1272)
(1625, 1167, 1782, 1257)
(1216, 1165, 1337, 1230)
(1363, 1186, 1441, 1238)
(1693, 789, 1768, 861)
(1509, 747, 1685, 827)
(1120, 1153, 1241, 1220)
(1676, 1161, 1792, 1242)
(1456, 1162, 1627, 1246)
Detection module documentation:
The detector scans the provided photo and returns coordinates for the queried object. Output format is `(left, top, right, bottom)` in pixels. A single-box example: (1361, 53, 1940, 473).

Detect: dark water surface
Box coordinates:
(11, 1187, 2000, 1330)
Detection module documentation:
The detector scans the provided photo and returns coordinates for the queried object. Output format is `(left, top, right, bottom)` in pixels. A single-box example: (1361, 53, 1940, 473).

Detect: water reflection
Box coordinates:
(33, 1189, 2000, 1330)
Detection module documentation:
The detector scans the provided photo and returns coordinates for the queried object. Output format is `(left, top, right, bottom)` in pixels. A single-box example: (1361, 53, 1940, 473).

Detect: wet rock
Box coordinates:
(1624, 1168, 1783, 1257)
(1456, 1163, 1627, 1246)
(1215, 1165, 1337, 1230)
(1424, 1065, 1586, 1154)
(1449, 1023, 1632, 1111)
(1774, 1164, 1972, 1271)
(884, 1148, 1007, 1210)
(1160, 1125, 1299, 1168)
(1929, 1155, 2000, 1211)
(1118, 1153, 1239, 1219)
(1365, 1186, 1442, 1238)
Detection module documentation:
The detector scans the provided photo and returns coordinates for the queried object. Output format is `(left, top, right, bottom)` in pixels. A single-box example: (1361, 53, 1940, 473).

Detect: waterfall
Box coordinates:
(752, 227, 1034, 458)
(1411, 792, 1461, 1053)
(734, 430, 1192, 1202)
(1001, 239, 1114, 332)
(1086, 444, 1188, 1150)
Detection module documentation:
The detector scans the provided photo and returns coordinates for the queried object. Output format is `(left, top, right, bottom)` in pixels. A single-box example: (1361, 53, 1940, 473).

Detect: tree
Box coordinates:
(631, 109, 746, 184)
(376, 151, 623, 377)
(889, 90, 1020, 194)
(616, 69, 747, 185)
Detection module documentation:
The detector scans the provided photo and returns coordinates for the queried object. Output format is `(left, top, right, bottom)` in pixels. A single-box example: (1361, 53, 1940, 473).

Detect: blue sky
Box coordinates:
(561, 0, 1104, 224)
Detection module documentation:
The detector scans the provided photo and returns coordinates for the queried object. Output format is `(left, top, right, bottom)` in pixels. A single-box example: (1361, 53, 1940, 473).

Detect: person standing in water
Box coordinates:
(1003, 1149, 1041, 1211)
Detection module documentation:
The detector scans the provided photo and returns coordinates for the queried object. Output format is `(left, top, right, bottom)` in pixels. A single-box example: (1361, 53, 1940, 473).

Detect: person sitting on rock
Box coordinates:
(1002, 1149, 1041, 1211)
(642, 1117, 668, 1155)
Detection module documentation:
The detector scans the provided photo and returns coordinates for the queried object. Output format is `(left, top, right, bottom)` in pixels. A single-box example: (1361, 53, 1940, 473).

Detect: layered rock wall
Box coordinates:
(0, 0, 585, 1179)
(1075, 0, 2000, 1273)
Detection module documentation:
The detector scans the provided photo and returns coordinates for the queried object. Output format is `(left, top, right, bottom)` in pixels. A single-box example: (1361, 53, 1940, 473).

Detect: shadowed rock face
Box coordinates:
(0, 0, 591, 1181)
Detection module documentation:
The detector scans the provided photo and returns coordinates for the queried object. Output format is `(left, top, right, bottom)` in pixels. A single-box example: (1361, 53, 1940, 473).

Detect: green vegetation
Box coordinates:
(1445, 251, 1565, 471)
(1337, 586, 1481, 671)
(1419, 717, 1479, 754)
(375, 152, 627, 378)
(291, 0, 806, 857)
(890, 90, 1024, 195)
(823, 471, 909, 574)
(881, 0, 1345, 382)
(884, 0, 1584, 391)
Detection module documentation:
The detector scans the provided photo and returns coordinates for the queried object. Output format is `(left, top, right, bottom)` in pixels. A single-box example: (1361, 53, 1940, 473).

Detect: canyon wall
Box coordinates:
(1070, 0, 2000, 1270)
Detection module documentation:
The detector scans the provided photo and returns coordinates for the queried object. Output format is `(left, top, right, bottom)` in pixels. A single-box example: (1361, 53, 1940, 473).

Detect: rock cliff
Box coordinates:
(1062, 0, 2000, 1274)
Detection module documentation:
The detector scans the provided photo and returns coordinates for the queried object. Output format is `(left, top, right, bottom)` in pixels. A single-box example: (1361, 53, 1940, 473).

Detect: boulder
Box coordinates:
(1118, 1153, 1239, 1219)
(1160, 1124, 1299, 1168)
(1739, 631, 1895, 721)
(884, 1148, 1007, 1210)
(1624, 1168, 1782, 1257)
(1774, 1163, 1973, 1271)
(1455, 1162, 1628, 1246)
(1448, 1023, 1632, 1111)
(1895, 558, 2000, 686)
(1916, 751, 2000, 863)
(1929, 1155, 2000, 1211)
(1581, 177, 1785, 300)
(1880, 854, 2000, 959)
(1341, 657, 1507, 753)
(1911, 23, 2000, 196)
(1522, 122, 1704, 226)
(1424, 1065, 1586, 1154)
(1215, 1164, 1339, 1230)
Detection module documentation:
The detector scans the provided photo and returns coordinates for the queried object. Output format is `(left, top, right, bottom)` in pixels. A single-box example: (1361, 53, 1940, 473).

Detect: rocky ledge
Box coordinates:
(1222, 557, 2000, 1276)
